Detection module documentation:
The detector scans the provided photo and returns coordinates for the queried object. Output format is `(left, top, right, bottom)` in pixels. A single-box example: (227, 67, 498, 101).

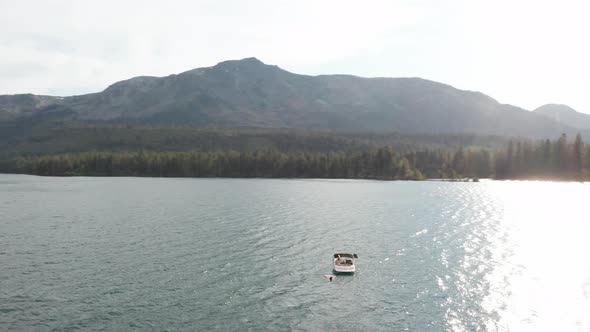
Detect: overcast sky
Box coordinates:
(1, 0, 588, 112)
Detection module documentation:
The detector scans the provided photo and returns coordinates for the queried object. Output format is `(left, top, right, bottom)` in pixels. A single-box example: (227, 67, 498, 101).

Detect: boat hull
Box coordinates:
(333, 265, 355, 274)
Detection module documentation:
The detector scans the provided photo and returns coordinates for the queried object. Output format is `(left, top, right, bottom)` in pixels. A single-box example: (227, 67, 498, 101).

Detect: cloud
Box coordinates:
(0, 0, 589, 113)
(1, 0, 427, 95)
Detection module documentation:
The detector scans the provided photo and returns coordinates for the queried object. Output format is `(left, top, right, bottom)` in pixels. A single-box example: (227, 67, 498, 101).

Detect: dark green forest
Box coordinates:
(2, 132, 587, 181)
(0, 119, 508, 158)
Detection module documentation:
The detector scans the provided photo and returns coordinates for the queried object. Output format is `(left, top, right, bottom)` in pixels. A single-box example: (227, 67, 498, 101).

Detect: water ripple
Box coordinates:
(1, 177, 590, 330)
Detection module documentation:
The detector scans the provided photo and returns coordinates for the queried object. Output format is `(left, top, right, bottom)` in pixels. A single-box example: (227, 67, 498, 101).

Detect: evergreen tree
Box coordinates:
(573, 133, 584, 179)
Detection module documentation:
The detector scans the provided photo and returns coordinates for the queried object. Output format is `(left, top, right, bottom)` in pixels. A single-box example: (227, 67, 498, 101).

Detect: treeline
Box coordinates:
(4, 134, 588, 181)
(495, 133, 587, 180)
(10, 148, 425, 180)
(2, 147, 496, 179)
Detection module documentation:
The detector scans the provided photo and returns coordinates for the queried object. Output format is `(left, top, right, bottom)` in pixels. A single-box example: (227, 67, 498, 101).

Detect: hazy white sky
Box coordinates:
(1, 0, 588, 112)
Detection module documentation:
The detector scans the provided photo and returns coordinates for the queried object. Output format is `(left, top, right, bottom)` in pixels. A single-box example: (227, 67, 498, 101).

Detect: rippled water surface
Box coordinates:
(1, 175, 590, 331)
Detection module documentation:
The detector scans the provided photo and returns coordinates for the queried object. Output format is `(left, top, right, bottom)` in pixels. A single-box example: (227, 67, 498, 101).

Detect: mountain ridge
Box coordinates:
(533, 104, 590, 130)
(0, 57, 586, 138)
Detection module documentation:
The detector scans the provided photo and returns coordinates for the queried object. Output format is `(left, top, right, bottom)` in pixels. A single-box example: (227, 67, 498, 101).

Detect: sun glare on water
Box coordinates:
(477, 181, 590, 331)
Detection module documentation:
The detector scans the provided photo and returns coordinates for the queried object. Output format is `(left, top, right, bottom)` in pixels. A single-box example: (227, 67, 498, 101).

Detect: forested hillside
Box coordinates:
(4, 134, 587, 181)
(0, 119, 508, 159)
(2, 58, 588, 181)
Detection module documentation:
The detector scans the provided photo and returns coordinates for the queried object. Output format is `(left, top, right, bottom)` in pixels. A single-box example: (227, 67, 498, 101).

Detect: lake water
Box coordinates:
(1, 175, 589, 331)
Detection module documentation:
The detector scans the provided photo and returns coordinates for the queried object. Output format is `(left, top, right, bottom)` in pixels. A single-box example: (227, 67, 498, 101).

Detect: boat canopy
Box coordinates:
(334, 253, 358, 259)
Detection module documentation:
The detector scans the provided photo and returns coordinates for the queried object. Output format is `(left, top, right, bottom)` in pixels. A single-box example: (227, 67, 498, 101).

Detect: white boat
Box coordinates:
(333, 253, 358, 274)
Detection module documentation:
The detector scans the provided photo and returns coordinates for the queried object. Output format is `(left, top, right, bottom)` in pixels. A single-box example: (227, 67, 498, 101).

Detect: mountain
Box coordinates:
(533, 104, 590, 130)
(0, 94, 63, 120)
(0, 57, 585, 138)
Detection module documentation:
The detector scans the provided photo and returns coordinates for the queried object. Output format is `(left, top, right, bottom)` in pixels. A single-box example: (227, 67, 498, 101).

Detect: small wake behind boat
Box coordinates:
(333, 253, 358, 274)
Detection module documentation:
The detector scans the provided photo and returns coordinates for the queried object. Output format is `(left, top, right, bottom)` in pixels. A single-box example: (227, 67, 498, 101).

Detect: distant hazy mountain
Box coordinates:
(0, 57, 584, 138)
(0, 94, 63, 120)
(533, 104, 590, 130)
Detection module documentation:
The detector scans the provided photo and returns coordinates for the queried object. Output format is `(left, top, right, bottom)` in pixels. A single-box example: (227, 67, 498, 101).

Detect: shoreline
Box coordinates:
(1, 173, 585, 183)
